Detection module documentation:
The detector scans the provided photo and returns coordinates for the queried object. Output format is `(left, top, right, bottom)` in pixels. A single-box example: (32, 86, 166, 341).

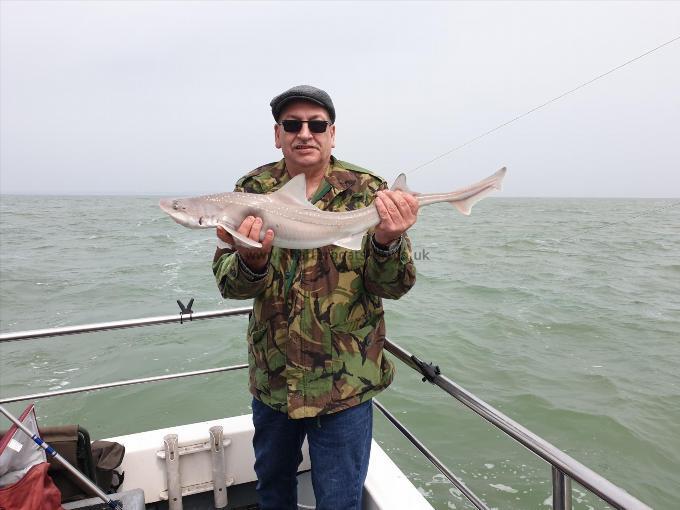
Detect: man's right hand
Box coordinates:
(216, 216, 275, 273)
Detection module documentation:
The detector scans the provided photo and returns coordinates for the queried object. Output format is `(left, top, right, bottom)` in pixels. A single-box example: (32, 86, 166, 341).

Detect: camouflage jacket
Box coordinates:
(213, 156, 416, 418)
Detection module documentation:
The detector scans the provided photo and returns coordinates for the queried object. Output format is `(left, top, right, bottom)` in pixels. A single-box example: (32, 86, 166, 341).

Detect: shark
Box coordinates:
(159, 167, 506, 250)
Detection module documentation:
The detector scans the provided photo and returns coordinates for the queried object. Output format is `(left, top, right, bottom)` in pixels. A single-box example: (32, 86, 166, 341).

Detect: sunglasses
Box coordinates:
(279, 119, 332, 133)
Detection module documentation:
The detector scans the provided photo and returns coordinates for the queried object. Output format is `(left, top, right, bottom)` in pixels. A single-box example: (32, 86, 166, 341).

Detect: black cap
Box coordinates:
(270, 85, 336, 123)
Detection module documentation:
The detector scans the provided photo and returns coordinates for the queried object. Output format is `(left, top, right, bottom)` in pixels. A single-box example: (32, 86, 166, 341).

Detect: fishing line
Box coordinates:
(406, 34, 680, 176)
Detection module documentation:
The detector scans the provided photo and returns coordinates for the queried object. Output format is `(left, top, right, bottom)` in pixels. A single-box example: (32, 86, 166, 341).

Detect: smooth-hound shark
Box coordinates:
(159, 167, 506, 250)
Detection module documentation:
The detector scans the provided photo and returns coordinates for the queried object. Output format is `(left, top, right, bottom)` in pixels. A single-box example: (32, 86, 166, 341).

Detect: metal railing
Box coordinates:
(0, 307, 252, 343)
(0, 308, 651, 510)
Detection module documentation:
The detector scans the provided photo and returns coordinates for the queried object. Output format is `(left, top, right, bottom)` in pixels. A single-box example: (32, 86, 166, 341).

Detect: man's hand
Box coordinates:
(373, 190, 419, 246)
(217, 216, 274, 272)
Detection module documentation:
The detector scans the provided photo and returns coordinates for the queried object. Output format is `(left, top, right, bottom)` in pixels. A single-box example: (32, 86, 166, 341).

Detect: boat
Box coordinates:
(0, 306, 652, 510)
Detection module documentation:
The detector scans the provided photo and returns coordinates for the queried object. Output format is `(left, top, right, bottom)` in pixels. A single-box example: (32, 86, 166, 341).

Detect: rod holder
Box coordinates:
(163, 434, 183, 510)
(210, 426, 228, 509)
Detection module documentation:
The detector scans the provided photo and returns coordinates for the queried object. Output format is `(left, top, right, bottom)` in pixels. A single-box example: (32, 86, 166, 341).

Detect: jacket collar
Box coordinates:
(265, 156, 357, 192)
(249, 157, 357, 209)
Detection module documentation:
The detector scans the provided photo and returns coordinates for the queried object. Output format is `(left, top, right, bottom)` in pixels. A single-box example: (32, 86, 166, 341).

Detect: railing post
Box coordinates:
(552, 466, 572, 510)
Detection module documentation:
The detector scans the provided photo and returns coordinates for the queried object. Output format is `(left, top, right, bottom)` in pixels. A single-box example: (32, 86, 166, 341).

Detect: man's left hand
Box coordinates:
(373, 190, 419, 246)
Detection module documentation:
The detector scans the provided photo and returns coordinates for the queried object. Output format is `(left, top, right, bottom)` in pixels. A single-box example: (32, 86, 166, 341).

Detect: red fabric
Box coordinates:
(0, 405, 34, 454)
(0, 462, 62, 510)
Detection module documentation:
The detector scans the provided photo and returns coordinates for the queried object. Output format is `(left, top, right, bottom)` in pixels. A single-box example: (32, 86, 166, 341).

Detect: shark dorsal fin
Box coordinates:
(270, 174, 317, 208)
(390, 173, 411, 192)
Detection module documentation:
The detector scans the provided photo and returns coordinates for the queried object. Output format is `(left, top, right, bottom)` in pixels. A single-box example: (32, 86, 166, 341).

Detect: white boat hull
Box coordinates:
(106, 414, 434, 509)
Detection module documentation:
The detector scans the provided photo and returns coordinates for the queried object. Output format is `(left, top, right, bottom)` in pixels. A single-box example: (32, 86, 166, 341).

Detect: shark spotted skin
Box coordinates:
(159, 167, 506, 250)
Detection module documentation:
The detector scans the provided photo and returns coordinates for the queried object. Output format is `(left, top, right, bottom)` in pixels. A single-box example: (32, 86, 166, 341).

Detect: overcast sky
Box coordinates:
(1, 1, 679, 197)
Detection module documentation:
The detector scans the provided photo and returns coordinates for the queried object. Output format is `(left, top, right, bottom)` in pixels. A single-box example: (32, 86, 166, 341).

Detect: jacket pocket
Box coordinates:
(247, 321, 268, 347)
(330, 314, 386, 402)
(246, 321, 270, 392)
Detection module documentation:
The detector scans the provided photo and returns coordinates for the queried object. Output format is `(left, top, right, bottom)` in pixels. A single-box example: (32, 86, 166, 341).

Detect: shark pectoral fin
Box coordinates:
(451, 185, 498, 216)
(219, 224, 262, 249)
(333, 232, 365, 250)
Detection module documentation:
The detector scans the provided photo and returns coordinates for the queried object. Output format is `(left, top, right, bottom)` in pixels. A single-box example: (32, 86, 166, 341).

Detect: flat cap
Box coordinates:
(270, 85, 336, 123)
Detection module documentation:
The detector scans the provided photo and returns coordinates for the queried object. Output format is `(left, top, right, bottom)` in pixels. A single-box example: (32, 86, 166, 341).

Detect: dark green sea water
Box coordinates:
(1, 196, 678, 509)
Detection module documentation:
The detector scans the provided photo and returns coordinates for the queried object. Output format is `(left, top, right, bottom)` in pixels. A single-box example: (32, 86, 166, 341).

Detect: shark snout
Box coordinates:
(158, 198, 176, 214)
(159, 197, 219, 229)
(159, 198, 198, 228)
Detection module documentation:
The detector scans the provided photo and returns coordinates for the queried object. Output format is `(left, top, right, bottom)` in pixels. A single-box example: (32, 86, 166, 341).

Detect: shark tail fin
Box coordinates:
(451, 185, 498, 216)
(450, 167, 506, 216)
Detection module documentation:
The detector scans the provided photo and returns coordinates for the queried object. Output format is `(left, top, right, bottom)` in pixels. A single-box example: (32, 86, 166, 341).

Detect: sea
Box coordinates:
(0, 195, 678, 510)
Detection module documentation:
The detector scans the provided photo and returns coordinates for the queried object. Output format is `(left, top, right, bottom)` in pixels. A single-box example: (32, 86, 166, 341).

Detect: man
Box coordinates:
(212, 85, 418, 510)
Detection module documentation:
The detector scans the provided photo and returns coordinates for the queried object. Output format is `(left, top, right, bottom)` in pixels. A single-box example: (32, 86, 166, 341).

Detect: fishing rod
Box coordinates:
(0, 404, 123, 510)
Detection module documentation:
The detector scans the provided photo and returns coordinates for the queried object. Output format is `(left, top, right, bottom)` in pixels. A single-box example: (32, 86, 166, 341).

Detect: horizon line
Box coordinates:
(1, 193, 679, 200)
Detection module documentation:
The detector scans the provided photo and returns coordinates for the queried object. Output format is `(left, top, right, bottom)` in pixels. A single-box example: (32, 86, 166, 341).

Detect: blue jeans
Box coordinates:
(252, 398, 373, 510)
